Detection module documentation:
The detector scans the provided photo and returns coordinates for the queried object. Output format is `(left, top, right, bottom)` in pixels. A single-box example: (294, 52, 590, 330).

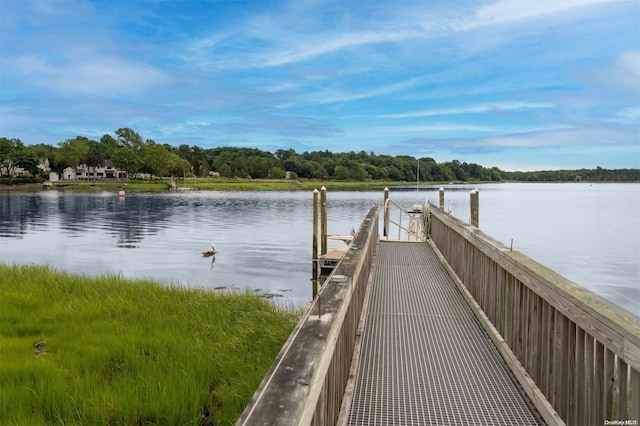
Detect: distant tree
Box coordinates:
(283, 157, 303, 176)
(218, 163, 232, 177)
(13, 148, 39, 175)
(445, 160, 469, 181)
(0, 137, 17, 176)
(248, 156, 269, 178)
(86, 140, 109, 166)
(490, 167, 502, 181)
(364, 163, 388, 180)
(99, 134, 119, 159)
(275, 148, 296, 161)
(270, 166, 286, 179)
(301, 160, 324, 179)
(0, 138, 39, 176)
(334, 165, 349, 180)
(7, 127, 640, 185)
(29, 143, 56, 160)
(114, 128, 144, 150)
(111, 147, 141, 174)
(56, 137, 91, 170)
(141, 144, 191, 177)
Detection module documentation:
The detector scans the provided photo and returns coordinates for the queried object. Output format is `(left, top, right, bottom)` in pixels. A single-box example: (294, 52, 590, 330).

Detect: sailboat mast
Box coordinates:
(416, 159, 419, 194)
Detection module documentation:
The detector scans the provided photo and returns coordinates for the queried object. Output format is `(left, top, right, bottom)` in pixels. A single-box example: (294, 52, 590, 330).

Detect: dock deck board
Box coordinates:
(343, 240, 540, 425)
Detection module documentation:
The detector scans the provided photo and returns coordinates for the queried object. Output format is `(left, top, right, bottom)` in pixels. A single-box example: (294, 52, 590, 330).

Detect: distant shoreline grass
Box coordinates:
(0, 177, 441, 193)
(3, 177, 636, 194)
(0, 264, 302, 425)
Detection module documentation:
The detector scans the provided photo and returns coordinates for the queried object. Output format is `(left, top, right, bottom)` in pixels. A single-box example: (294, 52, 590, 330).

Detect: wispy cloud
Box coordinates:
(456, 0, 614, 30)
(478, 126, 635, 148)
(12, 55, 169, 96)
(606, 107, 640, 124)
(379, 102, 555, 119)
(182, 2, 439, 70)
(303, 76, 428, 105)
(255, 27, 429, 68)
(1, 0, 638, 170)
(389, 125, 638, 160)
(351, 123, 494, 139)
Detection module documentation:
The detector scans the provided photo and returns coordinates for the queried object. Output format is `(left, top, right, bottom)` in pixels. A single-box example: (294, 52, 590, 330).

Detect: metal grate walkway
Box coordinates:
(344, 241, 540, 425)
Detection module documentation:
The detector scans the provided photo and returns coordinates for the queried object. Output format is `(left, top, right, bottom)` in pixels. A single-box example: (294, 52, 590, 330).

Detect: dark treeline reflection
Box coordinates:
(0, 192, 180, 248)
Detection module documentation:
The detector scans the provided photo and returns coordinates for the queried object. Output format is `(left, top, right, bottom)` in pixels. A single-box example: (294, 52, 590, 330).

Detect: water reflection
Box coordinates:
(1, 184, 639, 314)
(0, 191, 316, 305)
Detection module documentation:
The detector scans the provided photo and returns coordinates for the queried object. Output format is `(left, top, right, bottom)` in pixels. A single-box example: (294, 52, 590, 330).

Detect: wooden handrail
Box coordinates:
(237, 205, 379, 425)
(427, 201, 640, 425)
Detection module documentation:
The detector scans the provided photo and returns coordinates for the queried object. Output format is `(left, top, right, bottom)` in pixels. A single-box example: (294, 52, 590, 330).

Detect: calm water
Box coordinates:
(1, 183, 639, 316)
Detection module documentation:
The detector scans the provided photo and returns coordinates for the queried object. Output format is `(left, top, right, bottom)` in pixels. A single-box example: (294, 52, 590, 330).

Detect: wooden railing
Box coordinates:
(237, 205, 379, 425)
(427, 202, 640, 426)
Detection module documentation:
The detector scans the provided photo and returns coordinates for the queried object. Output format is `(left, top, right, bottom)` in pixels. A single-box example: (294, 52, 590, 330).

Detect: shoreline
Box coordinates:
(3, 178, 638, 194)
(0, 178, 436, 192)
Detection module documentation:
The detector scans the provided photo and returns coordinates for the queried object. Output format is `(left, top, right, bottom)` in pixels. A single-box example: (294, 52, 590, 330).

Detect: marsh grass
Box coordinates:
(0, 264, 301, 425)
(131, 177, 405, 191)
(18, 177, 414, 193)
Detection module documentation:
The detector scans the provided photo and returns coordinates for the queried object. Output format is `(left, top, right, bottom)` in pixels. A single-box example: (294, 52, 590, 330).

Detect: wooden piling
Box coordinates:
(470, 188, 479, 228)
(439, 187, 445, 209)
(321, 186, 327, 256)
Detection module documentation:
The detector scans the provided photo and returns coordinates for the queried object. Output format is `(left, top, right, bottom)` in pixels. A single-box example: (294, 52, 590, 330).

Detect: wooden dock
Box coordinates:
(340, 241, 539, 424)
(238, 190, 640, 426)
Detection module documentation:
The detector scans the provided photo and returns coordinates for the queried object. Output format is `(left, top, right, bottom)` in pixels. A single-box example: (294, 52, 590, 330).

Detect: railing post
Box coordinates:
(321, 186, 328, 255)
(470, 188, 479, 228)
(383, 187, 389, 238)
(439, 187, 445, 209)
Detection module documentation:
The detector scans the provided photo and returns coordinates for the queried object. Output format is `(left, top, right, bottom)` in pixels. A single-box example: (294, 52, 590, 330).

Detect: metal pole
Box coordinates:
(383, 187, 389, 238)
(320, 186, 327, 256)
(416, 159, 419, 195)
(475, 188, 479, 228)
(312, 189, 319, 296)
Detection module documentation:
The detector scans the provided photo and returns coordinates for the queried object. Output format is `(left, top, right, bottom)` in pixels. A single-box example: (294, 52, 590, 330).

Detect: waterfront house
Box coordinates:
(37, 158, 51, 173)
(62, 160, 127, 180)
(0, 164, 29, 177)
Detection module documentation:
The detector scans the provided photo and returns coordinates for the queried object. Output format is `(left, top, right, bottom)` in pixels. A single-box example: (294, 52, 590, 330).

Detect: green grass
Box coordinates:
(0, 264, 302, 425)
(128, 177, 411, 191)
(2, 176, 453, 193)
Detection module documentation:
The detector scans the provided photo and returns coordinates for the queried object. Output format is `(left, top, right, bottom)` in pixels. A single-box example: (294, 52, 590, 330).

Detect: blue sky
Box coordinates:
(1, 0, 638, 171)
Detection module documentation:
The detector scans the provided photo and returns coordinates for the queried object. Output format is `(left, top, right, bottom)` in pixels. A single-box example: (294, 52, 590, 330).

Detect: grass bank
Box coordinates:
(1, 177, 421, 193)
(0, 264, 301, 425)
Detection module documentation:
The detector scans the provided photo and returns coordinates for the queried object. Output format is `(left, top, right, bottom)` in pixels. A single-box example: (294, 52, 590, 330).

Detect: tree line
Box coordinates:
(1, 128, 638, 182)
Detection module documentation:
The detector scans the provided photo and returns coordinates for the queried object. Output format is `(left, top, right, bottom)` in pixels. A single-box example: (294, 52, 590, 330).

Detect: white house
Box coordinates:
(0, 163, 28, 177)
(37, 158, 51, 173)
(61, 160, 127, 180)
(62, 167, 76, 180)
